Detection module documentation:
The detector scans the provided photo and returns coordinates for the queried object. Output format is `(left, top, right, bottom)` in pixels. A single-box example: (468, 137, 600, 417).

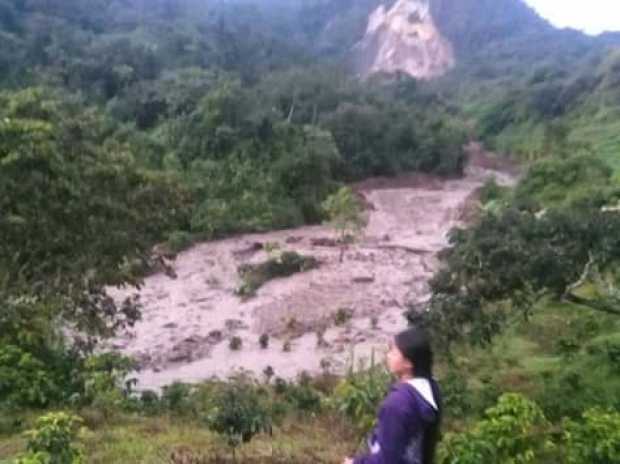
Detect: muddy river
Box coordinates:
(108, 148, 515, 390)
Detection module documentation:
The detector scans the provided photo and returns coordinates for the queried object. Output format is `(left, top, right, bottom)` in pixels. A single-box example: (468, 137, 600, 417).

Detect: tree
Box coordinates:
(323, 102, 392, 179)
(411, 207, 620, 349)
(322, 186, 365, 262)
(271, 125, 342, 223)
(0, 88, 190, 353)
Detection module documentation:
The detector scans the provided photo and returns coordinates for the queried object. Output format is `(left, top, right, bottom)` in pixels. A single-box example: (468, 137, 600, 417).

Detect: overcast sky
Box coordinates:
(524, 0, 620, 35)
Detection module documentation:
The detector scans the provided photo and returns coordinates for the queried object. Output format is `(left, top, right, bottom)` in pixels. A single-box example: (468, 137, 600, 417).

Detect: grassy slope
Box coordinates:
(433, 24, 620, 173)
(0, 414, 356, 463)
(448, 297, 620, 424)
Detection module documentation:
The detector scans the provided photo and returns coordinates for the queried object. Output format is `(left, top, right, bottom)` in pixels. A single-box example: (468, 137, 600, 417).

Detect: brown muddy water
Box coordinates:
(107, 155, 515, 390)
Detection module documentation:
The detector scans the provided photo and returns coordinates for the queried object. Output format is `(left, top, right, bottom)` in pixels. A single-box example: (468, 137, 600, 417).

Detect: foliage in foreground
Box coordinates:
(564, 408, 620, 464)
(4, 377, 619, 464)
(329, 365, 391, 435)
(205, 378, 273, 458)
(440, 394, 620, 464)
(14, 412, 84, 464)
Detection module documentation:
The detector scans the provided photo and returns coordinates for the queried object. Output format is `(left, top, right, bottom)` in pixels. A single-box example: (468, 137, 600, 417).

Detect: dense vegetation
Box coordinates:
(1, 0, 620, 462)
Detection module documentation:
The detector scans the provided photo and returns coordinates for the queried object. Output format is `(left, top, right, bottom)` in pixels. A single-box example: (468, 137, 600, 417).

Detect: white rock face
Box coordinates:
(354, 0, 455, 79)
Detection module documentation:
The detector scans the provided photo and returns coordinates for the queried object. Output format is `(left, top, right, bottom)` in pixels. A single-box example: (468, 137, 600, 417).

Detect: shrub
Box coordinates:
(274, 378, 287, 395)
(76, 353, 137, 415)
(161, 382, 194, 416)
(438, 394, 555, 464)
(478, 178, 508, 204)
(329, 365, 391, 434)
(166, 230, 193, 254)
(440, 369, 474, 418)
(514, 154, 616, 210)
(322, 186, 365, 263)
(137, 390, 161, 415)
(205, 377, 272, 459)
(535, 360, 620, 422)
(0, 345, 62, 409)
(286, 383, 323, 414)
(564, 408, 620, 464)
(259, 334, 269, 349)
(236, 251, 319, 297)
(0, 405, 24, 435)
(16, 412, 84, 464)
(275, 376, 323, 414)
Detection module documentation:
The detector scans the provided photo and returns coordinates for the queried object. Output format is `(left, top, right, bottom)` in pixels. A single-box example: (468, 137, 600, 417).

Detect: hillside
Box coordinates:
(301, 0, 620, 167)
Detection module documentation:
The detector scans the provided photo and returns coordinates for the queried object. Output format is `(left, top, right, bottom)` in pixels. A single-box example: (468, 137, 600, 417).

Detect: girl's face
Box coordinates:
(386, 341, 413, 378)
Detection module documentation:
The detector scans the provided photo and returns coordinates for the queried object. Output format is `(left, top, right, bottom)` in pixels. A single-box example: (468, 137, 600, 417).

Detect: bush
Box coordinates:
(0, 345, 63, 409)
(0, 405, 24, 435)
(535, 354, 620, 422)
(137, 390, 161, 415)
(236, 251, 319, 297)
(329, 365, 391, 434)
(15, 412, 84, 464)
(161, 382, 195, 416)
(166, 230, 194, 254)
(440, 369, 474, 419)
(564, 408, 620, 464)
(275, 377, 323, 414)
(187, 157, 307, 239)
(478, 178, 509, 205)
(76, 353, 137, 415)
(514, 155, 616, 210)
(438, 394, 555, 464)
(205, 377, 273, 456)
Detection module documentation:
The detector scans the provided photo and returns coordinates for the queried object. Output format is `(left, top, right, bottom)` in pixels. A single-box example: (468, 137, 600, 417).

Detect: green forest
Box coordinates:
(1, 0, 620, 462)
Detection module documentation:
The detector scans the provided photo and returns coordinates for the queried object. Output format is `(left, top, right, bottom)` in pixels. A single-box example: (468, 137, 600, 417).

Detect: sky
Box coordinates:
(524, 0, 620, 35)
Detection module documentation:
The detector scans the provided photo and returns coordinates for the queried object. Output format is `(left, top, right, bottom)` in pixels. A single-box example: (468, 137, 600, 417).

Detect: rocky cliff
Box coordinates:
(352, 0, 455, 79)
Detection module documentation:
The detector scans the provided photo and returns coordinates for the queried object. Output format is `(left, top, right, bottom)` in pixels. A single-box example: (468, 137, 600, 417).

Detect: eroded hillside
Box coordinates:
(353, 0, 454, 78)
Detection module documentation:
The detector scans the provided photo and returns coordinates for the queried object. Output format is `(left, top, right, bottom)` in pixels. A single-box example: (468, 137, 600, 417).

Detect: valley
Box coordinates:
(109, 145, 515, 389)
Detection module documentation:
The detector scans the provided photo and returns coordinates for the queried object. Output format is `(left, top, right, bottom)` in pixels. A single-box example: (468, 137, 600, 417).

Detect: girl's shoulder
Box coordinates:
(382, 379, 440, 418)
(381, 382, 418, 414)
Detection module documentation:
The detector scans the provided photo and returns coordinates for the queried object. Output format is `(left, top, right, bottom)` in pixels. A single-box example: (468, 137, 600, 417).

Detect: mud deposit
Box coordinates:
(108, 155, 514, 390)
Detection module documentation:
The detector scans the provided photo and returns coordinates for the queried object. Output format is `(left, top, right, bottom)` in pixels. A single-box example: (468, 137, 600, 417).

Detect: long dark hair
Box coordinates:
(395, 328, 442, 464)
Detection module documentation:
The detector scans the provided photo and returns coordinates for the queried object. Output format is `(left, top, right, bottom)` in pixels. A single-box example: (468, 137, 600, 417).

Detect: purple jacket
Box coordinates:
(353, 379, 440, 464)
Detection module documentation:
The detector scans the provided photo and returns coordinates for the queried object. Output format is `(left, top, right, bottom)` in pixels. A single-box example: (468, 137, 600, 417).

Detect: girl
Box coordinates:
(343, 328, 442, 464)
